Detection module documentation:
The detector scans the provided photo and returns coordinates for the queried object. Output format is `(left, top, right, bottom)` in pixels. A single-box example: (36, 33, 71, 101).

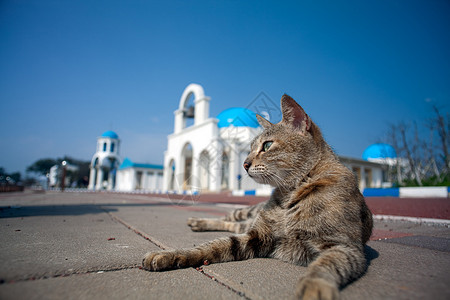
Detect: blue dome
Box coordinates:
(362, 143, 397, 160)
(217, 107, 259, 128)
(101, 130, 119, 139)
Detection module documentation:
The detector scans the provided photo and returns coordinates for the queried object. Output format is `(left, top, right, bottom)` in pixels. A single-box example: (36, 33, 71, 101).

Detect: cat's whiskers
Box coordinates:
(265, 169, 292, 192)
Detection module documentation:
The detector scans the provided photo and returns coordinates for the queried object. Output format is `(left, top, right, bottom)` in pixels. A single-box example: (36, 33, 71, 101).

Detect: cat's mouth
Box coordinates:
(248, 171, 271, 185)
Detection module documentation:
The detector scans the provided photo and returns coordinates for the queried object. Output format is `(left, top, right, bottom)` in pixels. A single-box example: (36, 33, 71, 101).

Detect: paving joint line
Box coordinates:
(0, 265, 140, 285)
(104, 209, 252, 299)
(104, 209, 172, 250)
(195, 266, 252, 300)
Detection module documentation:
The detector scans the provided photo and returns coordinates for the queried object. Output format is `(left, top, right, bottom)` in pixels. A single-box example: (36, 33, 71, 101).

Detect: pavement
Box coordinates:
(0, 190, 449, 300)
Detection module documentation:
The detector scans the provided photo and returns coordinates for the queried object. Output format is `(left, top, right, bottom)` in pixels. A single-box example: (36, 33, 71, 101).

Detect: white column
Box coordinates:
(96, 168, 104, 190)
(176, 154, 185, 193)
(174, 110, 185, 134)
(191, 151, 200, 192)
(142, 171, 148, 190)
(229, 142, 238, 190)
(88, 168, 96, 190)
(130, 169, 136, 190)
(107, 170, 113, 190)
(209, 140, 223, 192)
(194, 96, 211, 125)
(360, 168, 366, 191)
(163, 165, 171, 192)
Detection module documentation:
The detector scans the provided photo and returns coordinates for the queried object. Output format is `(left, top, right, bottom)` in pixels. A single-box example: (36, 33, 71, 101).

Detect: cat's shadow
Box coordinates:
(341, 245, 379, 289)
(364, 244, 379, 263)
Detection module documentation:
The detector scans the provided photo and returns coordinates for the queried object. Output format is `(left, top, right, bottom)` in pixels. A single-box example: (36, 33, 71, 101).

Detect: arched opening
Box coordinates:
(183, 92, 196, 128)
(174, 84, 208, 134)
(168, 159, 176, 191)
(221, 151, 229, 190)
(199, 150, 210, 191)
(107, 157, 118, 189)
(182, 143, 193, 190)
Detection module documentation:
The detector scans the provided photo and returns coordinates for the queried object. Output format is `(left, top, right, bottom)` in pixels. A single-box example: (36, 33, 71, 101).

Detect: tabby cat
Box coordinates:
(143, 95, 373, 300)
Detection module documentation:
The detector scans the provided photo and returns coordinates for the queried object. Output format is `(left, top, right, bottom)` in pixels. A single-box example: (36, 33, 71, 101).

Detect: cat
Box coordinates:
(143, 94, 373, 300)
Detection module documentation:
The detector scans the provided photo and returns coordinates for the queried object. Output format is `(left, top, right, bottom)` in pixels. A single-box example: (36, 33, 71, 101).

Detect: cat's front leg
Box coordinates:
(294, 244, 366, 300)
(295, 277, 339, 300)
(143, 230, 273, 271)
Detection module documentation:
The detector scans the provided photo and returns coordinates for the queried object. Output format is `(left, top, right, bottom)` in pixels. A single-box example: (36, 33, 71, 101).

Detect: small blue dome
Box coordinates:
(101, 130, 119, 139)
(217, 107, 259, 128)
(362, 143, 396, 160)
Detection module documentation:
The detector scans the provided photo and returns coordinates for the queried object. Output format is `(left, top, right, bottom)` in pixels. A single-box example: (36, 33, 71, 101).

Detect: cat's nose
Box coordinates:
(243, 161, 251, 172)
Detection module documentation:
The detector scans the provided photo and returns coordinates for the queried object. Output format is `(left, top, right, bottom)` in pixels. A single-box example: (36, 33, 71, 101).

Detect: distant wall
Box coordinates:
(364, 186, 449, 198)
(0, 185, 24, 193)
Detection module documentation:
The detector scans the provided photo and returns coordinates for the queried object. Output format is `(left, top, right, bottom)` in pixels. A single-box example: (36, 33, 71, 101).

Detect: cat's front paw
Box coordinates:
(295, 277, 339, 300)
(142, 251, 179, 271)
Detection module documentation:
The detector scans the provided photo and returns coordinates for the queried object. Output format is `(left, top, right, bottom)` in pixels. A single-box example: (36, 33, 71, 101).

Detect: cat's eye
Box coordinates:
(262, 141, 273, 152)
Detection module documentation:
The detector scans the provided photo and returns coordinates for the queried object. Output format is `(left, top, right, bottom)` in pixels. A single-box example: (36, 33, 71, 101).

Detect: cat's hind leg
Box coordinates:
(187, 217, 251, 233)
(187, 202, 264, 233)
(223, 202, 265, 222)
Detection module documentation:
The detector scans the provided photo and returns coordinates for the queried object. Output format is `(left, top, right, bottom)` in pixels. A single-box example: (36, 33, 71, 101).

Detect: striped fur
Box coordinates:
(187, 201, 264, 233)
(143, 95, 373, 300)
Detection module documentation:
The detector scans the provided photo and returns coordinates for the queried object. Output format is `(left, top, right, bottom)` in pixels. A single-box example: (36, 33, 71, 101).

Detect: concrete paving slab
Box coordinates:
(341, 240, 450, 300)
(0, 268, 242, 300)
(104, 201, 233, 249)
(0, 197, 157, 281)
(382, 235, 450, 252)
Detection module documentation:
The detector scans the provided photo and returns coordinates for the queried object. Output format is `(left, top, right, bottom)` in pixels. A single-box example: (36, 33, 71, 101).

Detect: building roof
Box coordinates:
(119, 158, 163, 170)
(101, 130, 119, 139)
(362, 143, 397, 160)
(217, 107, 260, 128)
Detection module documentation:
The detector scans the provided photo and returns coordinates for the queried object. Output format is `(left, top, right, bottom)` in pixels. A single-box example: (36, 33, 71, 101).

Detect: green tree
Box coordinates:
(384, 103, 449, 186)
(26, 158, 57, 176)
(9, 172, 21, 183)
(26, 157, 91, 187)
(0, 167, 22, 184)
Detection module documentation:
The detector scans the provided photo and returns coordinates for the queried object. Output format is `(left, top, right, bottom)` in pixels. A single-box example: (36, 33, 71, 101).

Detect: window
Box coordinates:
(103, 142, 107, 152)
(110, 143, 115, 153)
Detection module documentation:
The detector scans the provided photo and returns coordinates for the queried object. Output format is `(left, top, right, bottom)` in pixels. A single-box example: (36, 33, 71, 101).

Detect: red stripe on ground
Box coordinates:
(171, 205, 227, 216)
(365, 197, 450, 220)
(370, 229, 414, 241)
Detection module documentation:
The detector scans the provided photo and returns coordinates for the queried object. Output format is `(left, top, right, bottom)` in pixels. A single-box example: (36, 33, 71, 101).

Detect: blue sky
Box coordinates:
(1, 0, 449, 175)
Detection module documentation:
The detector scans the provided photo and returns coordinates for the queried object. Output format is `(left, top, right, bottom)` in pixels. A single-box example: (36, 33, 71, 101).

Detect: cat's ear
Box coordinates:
(256, 114, 273, 129)
(280, 94, 311, 133)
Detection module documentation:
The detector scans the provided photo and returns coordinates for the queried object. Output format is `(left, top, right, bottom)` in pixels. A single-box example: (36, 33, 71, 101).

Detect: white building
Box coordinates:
(163, 83, 271, 194)
(88, 131, 121, 190)
(87, 84, 392, 195)
(340, 156, 388, 191)
(116, 158, 163, 192)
